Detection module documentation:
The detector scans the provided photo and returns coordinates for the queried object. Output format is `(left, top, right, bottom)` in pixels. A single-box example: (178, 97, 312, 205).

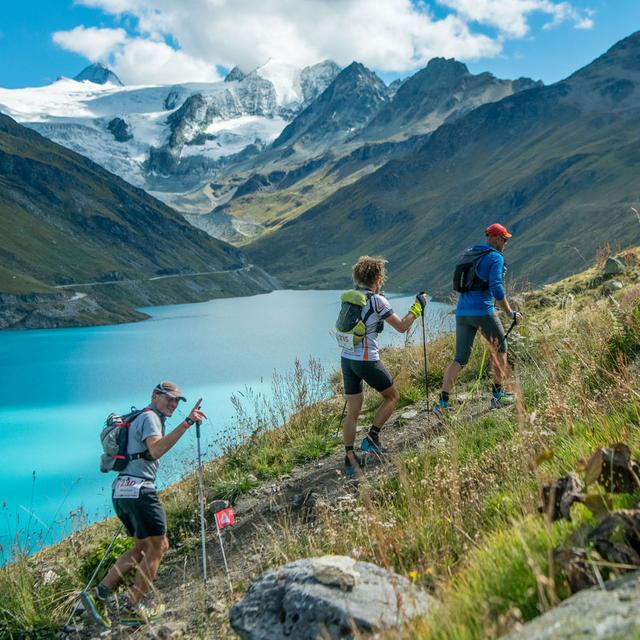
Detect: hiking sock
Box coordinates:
(491, 383, 503, 396)
(440, 391, 450, 403)
(368, 426, 381, 442)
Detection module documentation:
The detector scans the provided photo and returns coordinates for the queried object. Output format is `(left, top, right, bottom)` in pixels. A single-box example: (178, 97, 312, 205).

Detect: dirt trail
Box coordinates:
(69, 393, 496, 638)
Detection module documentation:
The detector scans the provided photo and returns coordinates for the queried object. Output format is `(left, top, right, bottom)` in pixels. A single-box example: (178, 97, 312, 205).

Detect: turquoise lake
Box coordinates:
(0, 290, 453, 560)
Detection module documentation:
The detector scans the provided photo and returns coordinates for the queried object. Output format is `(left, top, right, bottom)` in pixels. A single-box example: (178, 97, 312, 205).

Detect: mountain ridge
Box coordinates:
(245, 30, 640, 294)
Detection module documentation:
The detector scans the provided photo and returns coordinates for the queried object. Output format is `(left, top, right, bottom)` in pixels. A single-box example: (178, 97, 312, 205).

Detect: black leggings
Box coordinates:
(341, 358, 394, 395)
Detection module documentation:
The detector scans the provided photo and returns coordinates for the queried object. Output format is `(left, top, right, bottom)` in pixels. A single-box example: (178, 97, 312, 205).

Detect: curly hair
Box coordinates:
(352, 256, 386, 291)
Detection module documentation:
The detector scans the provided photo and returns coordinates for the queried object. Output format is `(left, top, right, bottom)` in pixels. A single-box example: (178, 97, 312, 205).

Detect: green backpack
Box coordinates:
(335, 290, 375, 349)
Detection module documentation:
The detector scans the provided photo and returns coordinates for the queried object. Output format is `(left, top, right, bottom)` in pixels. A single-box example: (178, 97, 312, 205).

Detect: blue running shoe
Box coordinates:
(360, 435, 388, 456)
(491, 392, 515, 409)
(344, 453, 364, 478)
(433, 399, 450, 418)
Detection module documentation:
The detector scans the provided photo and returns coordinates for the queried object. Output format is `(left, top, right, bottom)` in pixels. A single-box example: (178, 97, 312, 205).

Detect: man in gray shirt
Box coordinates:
(83, 381, 206, 627)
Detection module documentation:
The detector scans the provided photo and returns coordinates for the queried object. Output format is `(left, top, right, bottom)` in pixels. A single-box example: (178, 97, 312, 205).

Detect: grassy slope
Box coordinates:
(223, 160, 385, 242)
(2, 248, 640, 637)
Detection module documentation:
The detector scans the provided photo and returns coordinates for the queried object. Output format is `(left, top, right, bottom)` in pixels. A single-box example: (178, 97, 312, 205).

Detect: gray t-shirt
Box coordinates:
(116, 405, 165, 483)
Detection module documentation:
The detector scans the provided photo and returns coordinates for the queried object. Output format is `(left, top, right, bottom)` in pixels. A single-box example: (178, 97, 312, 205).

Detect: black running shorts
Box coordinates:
(341, 357, 394, 395)
(455, 313, 507, 366)
(113, 487, 167, 539)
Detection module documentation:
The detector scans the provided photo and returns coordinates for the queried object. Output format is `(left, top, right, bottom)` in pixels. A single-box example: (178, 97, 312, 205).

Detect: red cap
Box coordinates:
(485, 223, 512, 239)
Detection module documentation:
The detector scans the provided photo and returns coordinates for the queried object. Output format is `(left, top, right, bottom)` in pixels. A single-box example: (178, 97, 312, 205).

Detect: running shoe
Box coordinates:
(344, 453, 364, 478)
(490, 392, 515, 409)
(360, 434, 388, 456)
(117, 597, 165, 627)
(81, 588, 111, 628)
(433, 399, 450, 418)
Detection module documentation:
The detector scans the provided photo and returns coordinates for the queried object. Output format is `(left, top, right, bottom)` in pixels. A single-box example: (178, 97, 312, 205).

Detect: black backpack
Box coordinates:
(99, 407, 154, 473)
(452, 248, 495, 293)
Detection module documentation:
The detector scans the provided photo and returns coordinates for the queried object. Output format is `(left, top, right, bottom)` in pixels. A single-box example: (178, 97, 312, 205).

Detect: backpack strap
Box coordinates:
(470, 248, 497, 290)
(122, 407, 156, 462)
(361, 292, 377, 333)
(362, 292, 375, 321)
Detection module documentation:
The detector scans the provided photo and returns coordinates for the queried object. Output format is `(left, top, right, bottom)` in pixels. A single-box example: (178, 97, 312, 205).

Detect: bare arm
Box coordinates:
(384, 292, 427, 333)
(496, 298, 513, 315)
(146, 399, 207, 460)
(146, 422, 189, 460)
(385, 311, 418, 334)
(496, 297, 523, 322)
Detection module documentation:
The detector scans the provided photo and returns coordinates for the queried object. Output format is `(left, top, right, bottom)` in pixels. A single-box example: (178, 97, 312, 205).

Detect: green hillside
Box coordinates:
(0, 113, 276, 327)
(247, 32, 640, 294)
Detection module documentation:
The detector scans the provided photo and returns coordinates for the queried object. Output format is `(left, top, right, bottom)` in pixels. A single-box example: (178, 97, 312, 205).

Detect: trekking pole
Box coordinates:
(334, 399, 348, 439)
(420, 311, 429, 412)
(195, 420, 208, 583)
(64, 524, 124, 629)
(500, 318, 518, 351)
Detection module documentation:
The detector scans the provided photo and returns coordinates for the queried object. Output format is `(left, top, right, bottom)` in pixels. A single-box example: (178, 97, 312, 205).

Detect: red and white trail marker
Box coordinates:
(214, 507, 235, 529)
(214, 506, 235, 591)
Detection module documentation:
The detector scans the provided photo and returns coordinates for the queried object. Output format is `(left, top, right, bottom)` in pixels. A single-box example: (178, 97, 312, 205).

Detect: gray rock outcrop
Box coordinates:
(107, 117, 133, 142)
(225, 66, 247, 83)
(504, 570, 640, 639)
(603, 256, 624, 275)
(229, 556, 434, 639)
(74, 63, 123, 86)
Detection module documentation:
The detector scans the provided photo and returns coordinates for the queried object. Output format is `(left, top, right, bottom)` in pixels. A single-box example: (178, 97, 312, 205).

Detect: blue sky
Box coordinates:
(0, 1, 638, 88)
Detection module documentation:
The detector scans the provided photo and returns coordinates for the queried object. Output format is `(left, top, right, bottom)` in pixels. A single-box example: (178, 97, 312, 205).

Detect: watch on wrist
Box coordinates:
(185, 417, 195, 426)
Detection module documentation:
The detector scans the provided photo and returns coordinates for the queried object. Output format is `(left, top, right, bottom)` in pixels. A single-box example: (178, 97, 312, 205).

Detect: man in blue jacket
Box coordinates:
(435, 223, 522, 416)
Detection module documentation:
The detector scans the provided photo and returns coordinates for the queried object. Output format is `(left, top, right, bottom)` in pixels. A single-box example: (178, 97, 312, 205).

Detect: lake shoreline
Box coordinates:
(0, 264, 279, 330)
(0, 284, 451, 331)
(0, 290, 454, 560)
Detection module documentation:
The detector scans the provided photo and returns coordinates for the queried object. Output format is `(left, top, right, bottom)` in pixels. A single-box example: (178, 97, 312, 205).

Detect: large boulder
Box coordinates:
(229, 556, 434, 639)
(504, 570, 640, 639)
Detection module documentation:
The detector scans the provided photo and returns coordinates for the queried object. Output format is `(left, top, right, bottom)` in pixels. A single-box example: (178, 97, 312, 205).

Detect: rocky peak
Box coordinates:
(299, 60, 341, 103)
(225, 66, 247, 82)
(360, 56, 541, 139)
(421, 57, 470, 84)
(333, 61, 388, 95)
(272, 61, 388, 149)
(74, 63, 123, 86)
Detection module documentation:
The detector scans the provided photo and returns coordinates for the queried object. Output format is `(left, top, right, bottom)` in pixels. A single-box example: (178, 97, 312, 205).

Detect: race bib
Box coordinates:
(335, 331, 355, 350)
(113, 476, 146, 499)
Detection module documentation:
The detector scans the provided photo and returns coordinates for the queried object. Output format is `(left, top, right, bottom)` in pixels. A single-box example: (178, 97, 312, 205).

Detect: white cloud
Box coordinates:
(52, 25, 220, 84)
(437, 0, 594, 38)
(111, 38, 222, 84)
(52, 26, 127, 62)
(56, 0, 594, 82)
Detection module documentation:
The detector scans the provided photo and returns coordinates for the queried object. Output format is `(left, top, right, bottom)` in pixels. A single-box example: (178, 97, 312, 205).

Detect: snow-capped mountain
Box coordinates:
(0, 60, 340, 201)
(74, 63, 124, 86)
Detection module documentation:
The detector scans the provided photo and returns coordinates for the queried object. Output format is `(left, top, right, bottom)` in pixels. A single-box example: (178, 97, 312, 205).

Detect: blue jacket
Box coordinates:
(456, 244, 506, 316)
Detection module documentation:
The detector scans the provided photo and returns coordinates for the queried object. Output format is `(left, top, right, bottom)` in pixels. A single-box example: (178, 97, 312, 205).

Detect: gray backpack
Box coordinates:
(100, 408, 153, 473)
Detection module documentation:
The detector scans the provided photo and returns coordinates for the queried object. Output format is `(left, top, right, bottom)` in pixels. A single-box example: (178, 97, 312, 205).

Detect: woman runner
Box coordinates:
(340, 256, 427, 478)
